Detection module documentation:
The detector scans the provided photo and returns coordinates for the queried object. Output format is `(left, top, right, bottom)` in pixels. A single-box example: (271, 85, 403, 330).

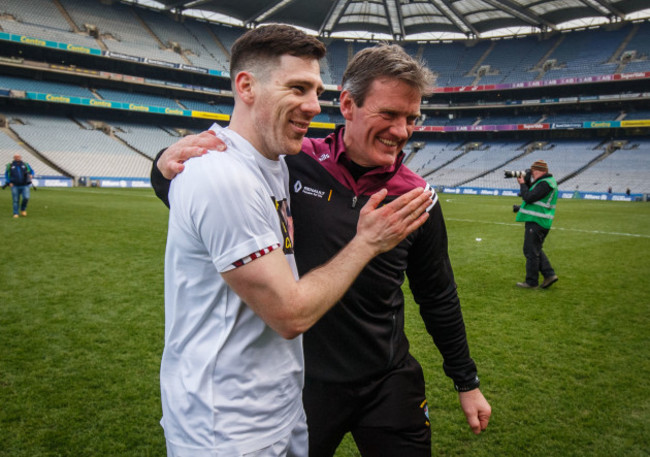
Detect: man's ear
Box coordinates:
(339, 90, 355, 121)
(234, 71, 255, 105)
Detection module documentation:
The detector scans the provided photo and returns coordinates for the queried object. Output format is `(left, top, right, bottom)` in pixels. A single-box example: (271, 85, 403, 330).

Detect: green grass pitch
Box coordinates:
(1, 188, 648, 456)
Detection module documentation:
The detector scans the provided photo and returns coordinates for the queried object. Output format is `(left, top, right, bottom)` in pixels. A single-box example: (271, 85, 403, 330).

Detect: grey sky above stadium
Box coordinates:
(127, 0, 650, 40)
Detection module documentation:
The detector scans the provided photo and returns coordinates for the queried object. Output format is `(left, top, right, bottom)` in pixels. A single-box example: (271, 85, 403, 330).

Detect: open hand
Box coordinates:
(356, 187, 432, 255)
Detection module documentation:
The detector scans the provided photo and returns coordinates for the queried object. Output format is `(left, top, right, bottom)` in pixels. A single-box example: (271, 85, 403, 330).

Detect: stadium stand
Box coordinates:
(0, 0, 647, 198)
(561, 138, 650, 193)
(541, 27, 630, 80)
(136, 8, 223, 70)
(111, 123, 182, 160)
(0, 0, 72, 32)
(462, 140, 605, 189)
(94, 87, 181, 109)
(476, 36, 554, 85)
(423, 140, 527, 187)
(60, 0, 187, 64)
(406, 141, 467, 176)
(8, 114, 151, 179)
(420, 41, 491, 87)
(0, 75, 97, 99)
(0, 128, 63, 178)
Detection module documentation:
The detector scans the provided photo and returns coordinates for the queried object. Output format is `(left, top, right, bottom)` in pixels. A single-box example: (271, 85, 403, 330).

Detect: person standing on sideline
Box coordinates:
(159, 25, 431, 457)
(5, 154, 33, 218)
(153, 43, 491, 457)
(516, 159, 559, 289)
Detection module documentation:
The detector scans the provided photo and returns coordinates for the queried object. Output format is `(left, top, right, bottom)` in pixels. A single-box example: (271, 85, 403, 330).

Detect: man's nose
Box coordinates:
(302, 92, 321, 117)
(390, 116, 410, 139)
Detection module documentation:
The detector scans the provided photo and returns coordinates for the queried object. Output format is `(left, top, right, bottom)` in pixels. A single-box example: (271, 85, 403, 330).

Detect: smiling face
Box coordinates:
(248, 54, 324, 160)
(340, 77, 421, 168)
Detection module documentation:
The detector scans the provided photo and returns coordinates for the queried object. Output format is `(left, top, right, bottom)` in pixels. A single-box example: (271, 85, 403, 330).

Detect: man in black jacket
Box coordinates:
(152, 44, 491, 456)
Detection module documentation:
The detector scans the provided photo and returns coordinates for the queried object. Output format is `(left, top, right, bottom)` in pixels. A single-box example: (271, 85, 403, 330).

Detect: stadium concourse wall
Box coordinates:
(1, 32, 649, 200)
(438, 186, 643, 202)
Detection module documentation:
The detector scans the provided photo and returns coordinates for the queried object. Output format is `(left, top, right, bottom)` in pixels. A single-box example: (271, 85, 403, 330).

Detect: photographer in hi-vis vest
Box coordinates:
(515, 159, 559, 289)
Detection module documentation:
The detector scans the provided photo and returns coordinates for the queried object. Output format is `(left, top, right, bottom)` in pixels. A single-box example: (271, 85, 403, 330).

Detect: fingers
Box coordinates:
(191, 131, 224, 152)
(389, 187, 432, 222)
(168, 161, 185, 175)
(159, 131, 228, 179)
(468, 415, 482, 435)
(364, 187, 432, 232)
(363, 188, 388, 212)
(479, 412, 490, 432)
(405, 207, 430, 233)
(356, 187, 432, 255)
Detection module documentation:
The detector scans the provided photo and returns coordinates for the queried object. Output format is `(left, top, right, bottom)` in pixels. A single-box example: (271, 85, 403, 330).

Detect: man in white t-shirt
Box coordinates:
(160, 25, 433, 457)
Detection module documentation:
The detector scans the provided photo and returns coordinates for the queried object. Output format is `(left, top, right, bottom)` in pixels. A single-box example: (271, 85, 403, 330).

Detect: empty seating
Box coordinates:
(9, 114, 151, 178)
(561, 139, 650, 193)
(112, 123, 180, 159)
(0, 0, 72, 31)
(0, 128, 63, 177)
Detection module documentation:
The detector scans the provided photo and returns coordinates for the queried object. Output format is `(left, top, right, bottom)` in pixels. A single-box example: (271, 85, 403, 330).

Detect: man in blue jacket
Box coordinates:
(5, 154, 34, 218)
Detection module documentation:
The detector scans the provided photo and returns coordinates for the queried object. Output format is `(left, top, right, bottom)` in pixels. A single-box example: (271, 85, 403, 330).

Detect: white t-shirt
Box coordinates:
(161, 126, 303, 456)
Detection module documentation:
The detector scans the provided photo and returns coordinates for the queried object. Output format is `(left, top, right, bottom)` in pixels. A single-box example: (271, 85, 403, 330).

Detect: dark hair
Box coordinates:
(230, 24, 326, 78)
(342, 44, 433, 107)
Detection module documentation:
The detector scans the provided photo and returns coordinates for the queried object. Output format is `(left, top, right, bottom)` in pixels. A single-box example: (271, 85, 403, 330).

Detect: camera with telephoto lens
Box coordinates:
(504, 169, 528, 179)
(504, 168, 532, 186)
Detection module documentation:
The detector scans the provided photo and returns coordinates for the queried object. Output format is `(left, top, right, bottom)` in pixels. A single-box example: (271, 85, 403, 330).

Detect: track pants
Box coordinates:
(303, 354, 431, 457)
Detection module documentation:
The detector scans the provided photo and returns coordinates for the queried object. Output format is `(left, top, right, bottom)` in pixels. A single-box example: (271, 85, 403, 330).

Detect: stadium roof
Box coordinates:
(131, 0, 650, 40)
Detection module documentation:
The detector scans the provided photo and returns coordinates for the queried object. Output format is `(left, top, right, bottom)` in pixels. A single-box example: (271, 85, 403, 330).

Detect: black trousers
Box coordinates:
(303, 354, 431, 457)
(523, 221, 555, 286)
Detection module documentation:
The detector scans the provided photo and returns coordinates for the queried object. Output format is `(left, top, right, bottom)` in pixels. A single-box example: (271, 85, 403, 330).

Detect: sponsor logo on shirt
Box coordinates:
(293, 180, 327, 199)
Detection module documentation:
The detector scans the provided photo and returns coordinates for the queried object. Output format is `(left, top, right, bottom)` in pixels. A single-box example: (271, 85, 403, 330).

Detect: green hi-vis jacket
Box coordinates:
(516, 176, 558, 229)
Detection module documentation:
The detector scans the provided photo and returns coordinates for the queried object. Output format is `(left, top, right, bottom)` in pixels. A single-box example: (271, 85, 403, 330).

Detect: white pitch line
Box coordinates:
(44, 188, 157, 198)
(447, 218, 650, 239)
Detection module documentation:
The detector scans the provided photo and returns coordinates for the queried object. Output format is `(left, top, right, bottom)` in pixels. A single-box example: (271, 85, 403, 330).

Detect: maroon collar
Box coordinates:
(309, 126, 405, 195)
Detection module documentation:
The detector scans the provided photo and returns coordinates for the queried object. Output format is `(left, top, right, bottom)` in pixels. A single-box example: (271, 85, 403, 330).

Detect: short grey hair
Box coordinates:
(341, 44, 434, 107)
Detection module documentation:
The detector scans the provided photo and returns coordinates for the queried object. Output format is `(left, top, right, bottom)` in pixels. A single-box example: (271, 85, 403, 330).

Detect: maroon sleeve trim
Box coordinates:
(231, 243, 281, 268)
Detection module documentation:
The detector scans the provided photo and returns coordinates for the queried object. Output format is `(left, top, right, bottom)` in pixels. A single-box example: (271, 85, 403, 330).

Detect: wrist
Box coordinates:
(348, 234, 381, 261)
(454, 376, 480, 392)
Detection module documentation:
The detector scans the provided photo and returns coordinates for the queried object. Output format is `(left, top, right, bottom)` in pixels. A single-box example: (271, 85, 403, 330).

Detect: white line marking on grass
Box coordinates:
(447, 218, 650, 239)
(45, 188, 157, 198)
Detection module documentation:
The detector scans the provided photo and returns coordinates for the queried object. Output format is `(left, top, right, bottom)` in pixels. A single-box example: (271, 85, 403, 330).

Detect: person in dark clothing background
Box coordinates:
(152, 44, 491, 457)
(515, 159, 559, 289)
(5, 154, 34, 218)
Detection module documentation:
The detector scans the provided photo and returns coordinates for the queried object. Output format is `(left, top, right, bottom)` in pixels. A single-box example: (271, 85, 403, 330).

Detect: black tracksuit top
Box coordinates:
(288, 127, 477, 386)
